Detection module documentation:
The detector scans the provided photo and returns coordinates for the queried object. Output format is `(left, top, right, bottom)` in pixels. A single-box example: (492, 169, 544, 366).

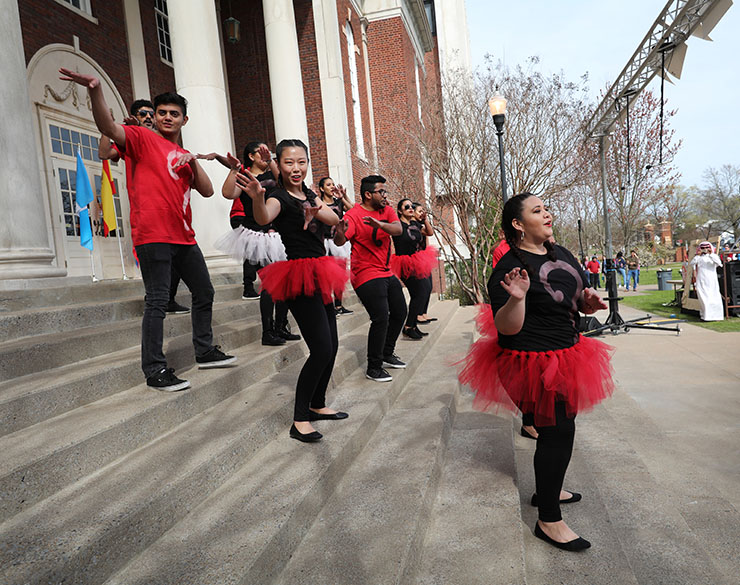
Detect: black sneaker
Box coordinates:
(383, 354, 406, 369)
(262, 330, 287, 346)
(165, 301, 190, 314)
(402, 327, 423, 340)
(196, 345, 237, 369)
(366, 367, 392, 382)
(146, 367, 190, 392)
(242, 287, 260, 300)
(275, 322, 301, 341)
(337, 305, 353, 315)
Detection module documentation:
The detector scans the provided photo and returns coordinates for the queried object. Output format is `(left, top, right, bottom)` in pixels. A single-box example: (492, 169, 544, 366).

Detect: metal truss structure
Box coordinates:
(586, 0, 732, 138)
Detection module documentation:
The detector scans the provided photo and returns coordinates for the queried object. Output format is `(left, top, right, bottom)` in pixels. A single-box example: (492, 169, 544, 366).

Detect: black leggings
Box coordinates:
(285, 295, 338, 421)
(355, 276, 407, 369)
(259, 290, 288, 331)
(534, 402, 576, 522)
(403, 275, 433, 327)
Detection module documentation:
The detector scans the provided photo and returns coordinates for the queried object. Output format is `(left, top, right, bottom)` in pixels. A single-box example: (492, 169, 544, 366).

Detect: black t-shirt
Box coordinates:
(266, 186, 326, 259)
(392, 220, 425, 256)
(321, 196, 345, 239)
(238, 170, 276, 232)
(489, 245, 588, 351)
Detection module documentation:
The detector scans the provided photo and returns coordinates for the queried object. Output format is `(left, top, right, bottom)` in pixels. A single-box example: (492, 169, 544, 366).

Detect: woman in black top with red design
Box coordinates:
(318, 176, 353, 315)
(458, 193, 614, 551)
(392, 198, 437, 339)
(238, 139, 349, 443)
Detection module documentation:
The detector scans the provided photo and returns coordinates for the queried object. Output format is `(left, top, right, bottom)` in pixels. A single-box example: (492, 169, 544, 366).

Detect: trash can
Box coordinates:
(657, 269, 672, 291)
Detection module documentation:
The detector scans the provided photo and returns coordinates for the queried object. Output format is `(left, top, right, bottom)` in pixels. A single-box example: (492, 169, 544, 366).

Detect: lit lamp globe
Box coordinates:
(488, 92, 507, 117)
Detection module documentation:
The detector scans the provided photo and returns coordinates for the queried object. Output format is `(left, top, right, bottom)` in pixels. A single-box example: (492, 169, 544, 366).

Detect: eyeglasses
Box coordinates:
(371, 189, 388, 196)
(137, 110, 155, 118)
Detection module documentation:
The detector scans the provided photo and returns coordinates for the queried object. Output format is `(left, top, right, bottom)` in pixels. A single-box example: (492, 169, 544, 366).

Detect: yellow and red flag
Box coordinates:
(100, 159, 117, 236)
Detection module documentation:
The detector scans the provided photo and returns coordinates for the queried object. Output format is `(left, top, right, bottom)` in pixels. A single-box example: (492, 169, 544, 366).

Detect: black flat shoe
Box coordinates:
(520, 426, 537, 440)
(289, 424, 323, 442)
(416, 317, 437, 324)
(531, 491, 582, 507)
(414, 326, 429, 337)
(534, 522, 590, 552)
(308, 411, 349, 421)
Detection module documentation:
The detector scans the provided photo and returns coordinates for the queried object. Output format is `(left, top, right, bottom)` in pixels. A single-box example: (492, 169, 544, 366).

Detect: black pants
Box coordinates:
(169, 266, 181, 303)
(534, 402, 576, 522)
(589, 273, 600, 289)
(285, 295, 338, 421)
(259, 290, 288, 331)
(136, 243, 215, 378)
(355, 276, 407, 369)
(403, 275, 433, 327)
(421, 275, 433, 314)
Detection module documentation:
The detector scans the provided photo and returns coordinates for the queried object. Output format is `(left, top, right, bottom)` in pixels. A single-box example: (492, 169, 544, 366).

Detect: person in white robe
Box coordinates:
(690, 242, 724, 321)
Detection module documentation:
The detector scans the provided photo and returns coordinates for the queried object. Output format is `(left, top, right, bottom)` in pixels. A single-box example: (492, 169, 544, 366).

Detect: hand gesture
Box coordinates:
(419, 209, 428, 223)
(257, 144, 272, 165)
(302, 201, 320, 230)
(335, 218, 348, 238)
(196, 152, 219, 161)
(336, 183, 346, 198)
(362, 216, 383, 229)
(224, 152, 242, 171)
(59, 68, 100, 90)
(580, 288, 607, 314)
(172, 152, 198, 169)
(123, 115, 140, 126)
(235, 170, 265, 201)
(500, 267, 529, 300)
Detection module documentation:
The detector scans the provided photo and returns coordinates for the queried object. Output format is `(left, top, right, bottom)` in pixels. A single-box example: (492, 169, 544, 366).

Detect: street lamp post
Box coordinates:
(488, 92, 508, 202)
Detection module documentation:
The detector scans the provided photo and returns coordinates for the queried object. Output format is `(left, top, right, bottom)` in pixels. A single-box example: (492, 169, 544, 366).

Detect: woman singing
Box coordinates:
(458, 193, 614, 551)
(238, 139, 349, 443)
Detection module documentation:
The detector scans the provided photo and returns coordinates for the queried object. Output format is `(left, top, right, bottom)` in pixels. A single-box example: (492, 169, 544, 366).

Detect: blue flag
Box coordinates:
(75, 150, 94, 251)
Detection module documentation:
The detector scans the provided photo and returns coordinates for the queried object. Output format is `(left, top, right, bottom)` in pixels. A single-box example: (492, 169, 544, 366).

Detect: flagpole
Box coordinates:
(89, 249, 99, 282)
(114, 220, 129, 280)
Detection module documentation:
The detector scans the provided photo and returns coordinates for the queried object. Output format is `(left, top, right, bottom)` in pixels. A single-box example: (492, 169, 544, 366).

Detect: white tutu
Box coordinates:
(214, 226, 287, 265)
(324, 238, 351, 259)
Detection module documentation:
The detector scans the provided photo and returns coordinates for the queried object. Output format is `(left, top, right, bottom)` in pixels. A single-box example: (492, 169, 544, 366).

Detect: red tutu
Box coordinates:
(457, 305, 615, 426)
(391, 246, 438, 279)
(258, 256, 349, 304)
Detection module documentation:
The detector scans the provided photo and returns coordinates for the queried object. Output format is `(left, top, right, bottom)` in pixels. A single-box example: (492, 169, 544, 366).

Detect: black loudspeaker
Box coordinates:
(579, 315, 602, 333)
(719, 261, 740, 316)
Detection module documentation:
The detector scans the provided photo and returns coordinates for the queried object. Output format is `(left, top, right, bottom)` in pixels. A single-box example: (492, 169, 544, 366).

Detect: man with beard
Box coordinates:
(334, 175, 407, 382)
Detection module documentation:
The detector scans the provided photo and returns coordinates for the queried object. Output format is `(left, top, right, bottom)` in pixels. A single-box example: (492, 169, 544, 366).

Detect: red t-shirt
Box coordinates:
(491, 240, 510, 268)
(121, 125, 195, 246)
(230, 197, 245, 218)
(586, 260, 601, 274)
(344, 204, 399, 288)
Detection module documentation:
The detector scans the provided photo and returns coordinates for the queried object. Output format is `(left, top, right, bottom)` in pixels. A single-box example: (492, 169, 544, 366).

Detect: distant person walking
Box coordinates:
(691, 242, 724, 321)
(627, 250, 640, 291)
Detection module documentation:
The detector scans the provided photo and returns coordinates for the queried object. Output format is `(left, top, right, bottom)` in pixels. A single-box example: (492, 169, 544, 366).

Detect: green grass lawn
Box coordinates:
(619, 289, 740, 332)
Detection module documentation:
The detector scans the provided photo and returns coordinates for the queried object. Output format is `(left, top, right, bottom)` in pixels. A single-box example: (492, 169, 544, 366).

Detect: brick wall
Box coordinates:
(221, 0, 275, 155)
(19, 0, 133, 106)
(139, 0, 175, 101)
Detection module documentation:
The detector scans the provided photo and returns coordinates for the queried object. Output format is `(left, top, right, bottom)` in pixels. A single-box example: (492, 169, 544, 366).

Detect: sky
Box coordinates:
(465, 0, 739, 188)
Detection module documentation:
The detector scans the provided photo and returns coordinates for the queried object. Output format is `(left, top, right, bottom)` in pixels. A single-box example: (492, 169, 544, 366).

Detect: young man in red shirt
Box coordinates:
(334, 175, 407, 382)
(60, 68, 236, 391)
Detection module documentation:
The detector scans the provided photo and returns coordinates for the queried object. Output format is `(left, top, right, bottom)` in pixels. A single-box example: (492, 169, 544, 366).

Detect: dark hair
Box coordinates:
(616, 251, 623, 258)
(397, 198, 412, 214)
(275, 139, 309, 162)
(500, 192, 556, 274)
(360, 174, 386, 202)
(242, 141, 265, 170)
(153, 92, 188, 116)
(129, 99, 154, 116)
(318, 177, 333, 195)
(412, 202, 422, 210)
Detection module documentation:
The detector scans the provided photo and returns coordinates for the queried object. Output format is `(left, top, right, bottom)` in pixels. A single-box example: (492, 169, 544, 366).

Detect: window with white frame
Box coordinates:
(345, 22, 366, 159)
(57, 0, 93, 17)
(48, 123, 124, 238)
(155, 0, 173, 64)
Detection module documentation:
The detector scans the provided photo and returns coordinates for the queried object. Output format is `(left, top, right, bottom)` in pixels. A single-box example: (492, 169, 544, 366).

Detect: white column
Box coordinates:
(167, 0, 233, 258)
(122, 0, 151, 100)
(0, 0, 64, 279)
(263, 0, 312, 183)
(312, 0, 354, 195)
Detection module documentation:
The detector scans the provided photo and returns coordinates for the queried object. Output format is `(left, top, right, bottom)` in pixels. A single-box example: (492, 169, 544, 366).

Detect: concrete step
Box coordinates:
(273, 305, 469, 585)
(0, 308, 383, 585)
(0, 307, 368, 522)
(0, 293, 362, 437)
(95, 302, 459, 585)
(413, 351, 526, 582)
(0, 270, 243, 312)
(515, 395, 729, 585)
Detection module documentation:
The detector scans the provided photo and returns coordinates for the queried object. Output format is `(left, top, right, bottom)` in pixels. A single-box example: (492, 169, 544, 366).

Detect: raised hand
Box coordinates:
(362, 216, 383, 229)
(302, 201, 320, 230)
(336, 183, 346, 198)
(235, 170, 265, 201)
(335, 218, 348, 238)
(257, 144, 272, 165)
(59, 68, 99, 90)
(580, 287, 607, 314)
(122, 115, 139, 126)
(225, 152, 242, 170)
(500, 267, 530, 300)
(172, 152, 198, 169)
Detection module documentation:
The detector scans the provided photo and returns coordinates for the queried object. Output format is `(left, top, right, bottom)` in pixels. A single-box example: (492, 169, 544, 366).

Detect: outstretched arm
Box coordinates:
(59, 68, 125, 147)
(221, 153, 244, 200)
(494, 268, 530, 335)
(362, 216, 402, 236)
(236, 170, 281, 225)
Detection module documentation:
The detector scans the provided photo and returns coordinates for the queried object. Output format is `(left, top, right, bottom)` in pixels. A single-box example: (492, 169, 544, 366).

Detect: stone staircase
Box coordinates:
(0, 281, 736, 585)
